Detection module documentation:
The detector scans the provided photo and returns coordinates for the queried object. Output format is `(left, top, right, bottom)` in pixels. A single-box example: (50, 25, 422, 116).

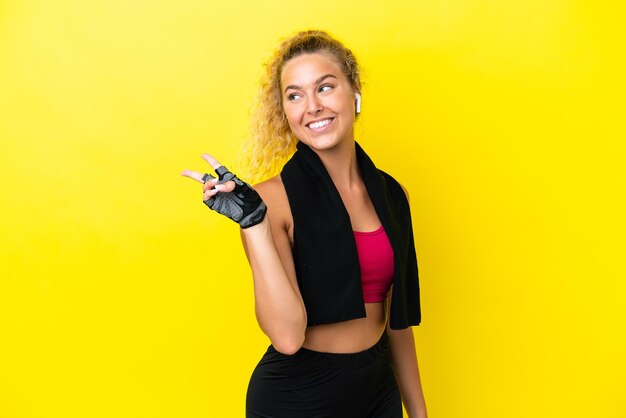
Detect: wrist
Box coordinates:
(240, 214, 269, 233)
(238, 201, 267, 229)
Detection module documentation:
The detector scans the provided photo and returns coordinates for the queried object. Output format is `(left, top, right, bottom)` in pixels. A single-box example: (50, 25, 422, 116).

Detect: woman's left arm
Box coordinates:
(387, 182, 428, 418)
(386, 302, 428, 418)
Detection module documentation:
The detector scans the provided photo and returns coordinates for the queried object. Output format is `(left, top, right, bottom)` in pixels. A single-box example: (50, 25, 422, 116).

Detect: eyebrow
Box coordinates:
(283, 74, 337, 94)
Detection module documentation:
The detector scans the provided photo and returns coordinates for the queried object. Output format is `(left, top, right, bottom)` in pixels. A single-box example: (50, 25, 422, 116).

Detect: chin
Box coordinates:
(300, 137, 343, 151)
(301, 131, 353, 148)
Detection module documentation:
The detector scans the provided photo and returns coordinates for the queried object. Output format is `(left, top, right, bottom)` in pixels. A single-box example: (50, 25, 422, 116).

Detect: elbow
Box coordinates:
(272, 321, 306, 355)
(259, 305, 308, 355)
(272, 334, 305, 355)
(274, 342, 302, 356)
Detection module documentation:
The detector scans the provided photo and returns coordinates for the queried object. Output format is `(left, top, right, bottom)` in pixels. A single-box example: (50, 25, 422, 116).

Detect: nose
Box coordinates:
(306, 95, 323, 115)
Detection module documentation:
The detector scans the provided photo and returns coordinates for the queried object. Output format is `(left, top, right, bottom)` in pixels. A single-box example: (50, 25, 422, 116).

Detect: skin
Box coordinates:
(181, 52, 428, 418)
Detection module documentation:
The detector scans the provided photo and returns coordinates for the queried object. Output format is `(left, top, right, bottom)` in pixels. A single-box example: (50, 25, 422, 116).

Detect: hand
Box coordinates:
(180, 153, 267, 229)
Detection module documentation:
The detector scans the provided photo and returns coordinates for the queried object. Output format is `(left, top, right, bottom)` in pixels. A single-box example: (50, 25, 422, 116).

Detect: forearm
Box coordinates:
(387, 326, 428, 418)
(241, 217, 307, 354)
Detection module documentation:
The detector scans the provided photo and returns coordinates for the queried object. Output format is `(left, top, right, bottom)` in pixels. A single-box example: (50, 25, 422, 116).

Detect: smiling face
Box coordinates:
(280, 52, 358, 151)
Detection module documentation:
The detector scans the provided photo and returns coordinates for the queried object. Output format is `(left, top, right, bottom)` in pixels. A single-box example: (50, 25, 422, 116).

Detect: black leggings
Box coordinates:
(246, 331, 402, 418)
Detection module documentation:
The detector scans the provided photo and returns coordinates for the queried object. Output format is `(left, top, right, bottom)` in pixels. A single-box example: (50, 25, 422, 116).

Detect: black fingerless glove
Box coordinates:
(202, 166, 267, 229)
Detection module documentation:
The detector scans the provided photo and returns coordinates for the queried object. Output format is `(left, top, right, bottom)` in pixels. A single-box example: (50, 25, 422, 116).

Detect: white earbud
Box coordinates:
(355, 93, 361, 114)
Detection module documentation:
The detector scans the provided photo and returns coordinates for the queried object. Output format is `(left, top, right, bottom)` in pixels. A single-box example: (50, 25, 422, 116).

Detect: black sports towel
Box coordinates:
(280, 140, 421, 329)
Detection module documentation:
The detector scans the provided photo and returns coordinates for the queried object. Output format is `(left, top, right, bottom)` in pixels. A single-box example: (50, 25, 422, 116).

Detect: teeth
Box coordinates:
(308, 118, 333, 129)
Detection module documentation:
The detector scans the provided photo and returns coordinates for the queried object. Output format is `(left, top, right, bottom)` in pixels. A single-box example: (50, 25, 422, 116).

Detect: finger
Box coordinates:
(180, 169, 207, 184)
(200, 153, 225, 171)
(202, 176, 219, 192)
(214, 180, 236, 193)
(200, 173, 215, 183)
(215, 165, 234, 180)
(203, 188, 219, 201)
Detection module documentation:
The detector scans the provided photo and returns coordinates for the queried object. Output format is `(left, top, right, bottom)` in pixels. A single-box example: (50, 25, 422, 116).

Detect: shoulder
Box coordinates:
(397, 182, 410, 203)
(252, 174, 283, 197)
(378, 169, 410, 204)
(252, 174, 293, 231)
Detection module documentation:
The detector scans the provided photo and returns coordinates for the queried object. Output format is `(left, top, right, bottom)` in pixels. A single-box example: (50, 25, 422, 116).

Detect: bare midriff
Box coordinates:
(300, 301, 388, 353)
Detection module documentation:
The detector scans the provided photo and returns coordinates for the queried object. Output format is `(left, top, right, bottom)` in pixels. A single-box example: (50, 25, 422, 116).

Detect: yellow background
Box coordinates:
(1, 1, 624, 417)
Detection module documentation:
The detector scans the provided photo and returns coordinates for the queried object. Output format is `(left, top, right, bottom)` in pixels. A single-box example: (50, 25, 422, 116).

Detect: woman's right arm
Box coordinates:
(181, 154, 307, 354)
(239, 180, 307, 355)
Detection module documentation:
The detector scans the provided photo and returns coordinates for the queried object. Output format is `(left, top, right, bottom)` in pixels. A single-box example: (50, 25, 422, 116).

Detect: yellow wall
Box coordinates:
(1, 1, 624, 417)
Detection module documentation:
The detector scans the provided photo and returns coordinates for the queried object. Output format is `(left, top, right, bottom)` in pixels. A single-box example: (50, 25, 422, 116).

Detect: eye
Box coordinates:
(319, 84, 334, 92)
(287, 92, 302, 101)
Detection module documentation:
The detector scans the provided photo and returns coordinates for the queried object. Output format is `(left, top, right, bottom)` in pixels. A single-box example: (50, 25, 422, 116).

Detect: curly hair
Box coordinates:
(237, 29, 364, 184)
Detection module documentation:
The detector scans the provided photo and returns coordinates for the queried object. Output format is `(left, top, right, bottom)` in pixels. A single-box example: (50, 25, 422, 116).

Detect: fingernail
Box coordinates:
(210, 178, 218, 183)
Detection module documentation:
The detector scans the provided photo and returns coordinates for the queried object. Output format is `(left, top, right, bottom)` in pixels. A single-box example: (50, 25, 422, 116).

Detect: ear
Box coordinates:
(354, 92, 361, 114)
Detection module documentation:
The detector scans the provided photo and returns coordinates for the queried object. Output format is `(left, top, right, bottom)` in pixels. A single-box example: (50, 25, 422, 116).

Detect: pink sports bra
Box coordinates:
(353, 225, 395, 303)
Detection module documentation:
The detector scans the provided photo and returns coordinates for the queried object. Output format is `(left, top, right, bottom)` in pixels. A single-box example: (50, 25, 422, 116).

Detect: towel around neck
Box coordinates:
(280, 140, 421, 329)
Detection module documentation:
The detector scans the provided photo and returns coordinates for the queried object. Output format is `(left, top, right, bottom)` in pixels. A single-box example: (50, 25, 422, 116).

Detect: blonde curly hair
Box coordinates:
(237, 29, 363, 184)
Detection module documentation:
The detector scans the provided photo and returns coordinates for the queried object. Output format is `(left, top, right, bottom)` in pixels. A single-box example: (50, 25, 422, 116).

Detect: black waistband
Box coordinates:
(267, 331, 389, 369)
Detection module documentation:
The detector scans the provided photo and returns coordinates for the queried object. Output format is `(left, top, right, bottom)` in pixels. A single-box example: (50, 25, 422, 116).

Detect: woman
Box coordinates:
(181, 30, 427, 418)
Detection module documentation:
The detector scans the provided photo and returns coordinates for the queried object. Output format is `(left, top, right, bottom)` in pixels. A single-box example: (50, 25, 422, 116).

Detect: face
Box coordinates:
(280, 52, 358, 151)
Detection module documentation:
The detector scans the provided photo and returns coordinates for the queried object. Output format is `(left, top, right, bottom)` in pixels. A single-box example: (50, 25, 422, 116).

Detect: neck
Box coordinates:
(312, 139, 361, 191)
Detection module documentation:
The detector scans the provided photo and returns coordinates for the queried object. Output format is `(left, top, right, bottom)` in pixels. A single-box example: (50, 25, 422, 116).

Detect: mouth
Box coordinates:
(306, 117, 335, 131)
